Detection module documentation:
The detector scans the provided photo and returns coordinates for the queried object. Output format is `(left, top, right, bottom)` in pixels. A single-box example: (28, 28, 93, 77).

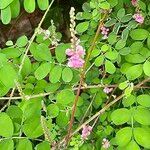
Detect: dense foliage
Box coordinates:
(0, 0, 150, 149)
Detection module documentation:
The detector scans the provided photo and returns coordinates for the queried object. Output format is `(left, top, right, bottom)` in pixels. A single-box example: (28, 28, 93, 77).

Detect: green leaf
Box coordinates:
(55, 44, 70, 63)
(115, 127, 132, 147)
(36, 43, 52, 61)
(24, 0, 35, 13)
(117, 8, 125, 20)
(125, 54, 146, 63)
(128, 141, 141, 150)
(122, 140, 140, 150)
(0, 139, 14, 150)
(134, 107, 150, 125)
(49, 66, 62, 83)
(16, 35, 28, 47)
(0, 113, 14, 137)
(0, 64, 17, 88)
(35, 62, 51, 80)
(105, 50, 118, 60)
(45, 83, 61, 92)
(94, 55, 104, 67)
(143, 60, 150, 76)
(1, 6, 11, 24)
(126, 65, 143, 80)
(119, 81, 129, 90)
(105, 60, 116, 74)
(121, 14, 132, 23)
(56, 112, 69, 128)
(123, 95, 136, 107)
(130, 42, 143, 54)
(0, 83, 9, 97)
(119, 47, 130, 56)
(0, 53, 7, 66)
(121, 28, 129, 41)
(108, 32, 117, 45)
(62, 67, 73, 82)
(130, 29, 149, 40)
(21, 99, 41, 119)
(107, 0, 118, 7)
(124, 85, 133, 97)
(134, 127, 150, 149)
(47, 104, 59, 118)
(6, 105, 23, 119)
(111, 108, 130, 125)
(105, 19, 117, 27)
(115, 39, 126, 50)
(37, 0, 49, 10)
(93, 92, 102, 109)
(20, 56, 32, 77)
(99, 1, 110, 9)
(137, 94, 150, 107)
(10, 0, 20, 18)
(35, 141, 50, 150)
(16, 139, 33, 150)
(147, 35, 150, 49)
(76, 21, 89, 33)
(23, 117, 43, 138)
(0, 0, 14, 9)
(56, 89, 75, 105)
(1, 47, 21, 58)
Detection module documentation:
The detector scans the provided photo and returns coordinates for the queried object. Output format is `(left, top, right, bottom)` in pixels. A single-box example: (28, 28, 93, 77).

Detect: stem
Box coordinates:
(65, 12, 108, 144)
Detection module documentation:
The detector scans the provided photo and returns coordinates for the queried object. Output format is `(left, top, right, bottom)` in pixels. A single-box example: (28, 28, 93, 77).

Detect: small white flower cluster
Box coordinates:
(102, 138, 110, 149)
(69, 7, 78, 50)
(37, 20, 59, 47)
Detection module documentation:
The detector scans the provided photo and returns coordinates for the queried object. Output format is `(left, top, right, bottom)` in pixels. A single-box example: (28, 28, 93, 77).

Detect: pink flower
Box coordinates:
(68, 54, 85, 68)
(102, 138, 110, 149)
(81, 125, 92, 140)
(133, 13, 144, 24)
(101, 26, 109, 39)
(66, 49, 75, 56)
(103, 87, 113, 94)
(76, 45, 85, 57)
(131, 0, 138, 7)
(66, 45, 85, 69)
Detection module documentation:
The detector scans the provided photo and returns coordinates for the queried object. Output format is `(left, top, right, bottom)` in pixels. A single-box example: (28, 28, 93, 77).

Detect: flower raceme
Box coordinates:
(102, 138, 110, 149)
(103, 87, 113, 94)
(133, 13, 144, 24)
(81, 125, 92, 140)
(66, 45, 85, 68)
(100, 26, 109, 39)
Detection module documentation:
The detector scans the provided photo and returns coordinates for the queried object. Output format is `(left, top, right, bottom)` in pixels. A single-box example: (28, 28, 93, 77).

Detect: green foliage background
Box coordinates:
(0, 0, 150, 149)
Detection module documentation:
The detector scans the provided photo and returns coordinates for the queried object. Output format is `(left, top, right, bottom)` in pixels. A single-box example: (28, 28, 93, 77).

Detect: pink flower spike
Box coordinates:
(76, 45, 85, 57)
(131, 0, 138, 7)
(66, 48, 75, 56)
(102, 138, 110, 149)
(103, 87, 113, 94)
(133, 13, 144, 24)
(101, 25, 109, 39)
(81, 125, 92, 140)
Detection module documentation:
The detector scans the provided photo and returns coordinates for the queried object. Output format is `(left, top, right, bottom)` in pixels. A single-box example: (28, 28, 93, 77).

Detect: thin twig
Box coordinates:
(1, 82, 150, 101)
(79, 93, 97, 125)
